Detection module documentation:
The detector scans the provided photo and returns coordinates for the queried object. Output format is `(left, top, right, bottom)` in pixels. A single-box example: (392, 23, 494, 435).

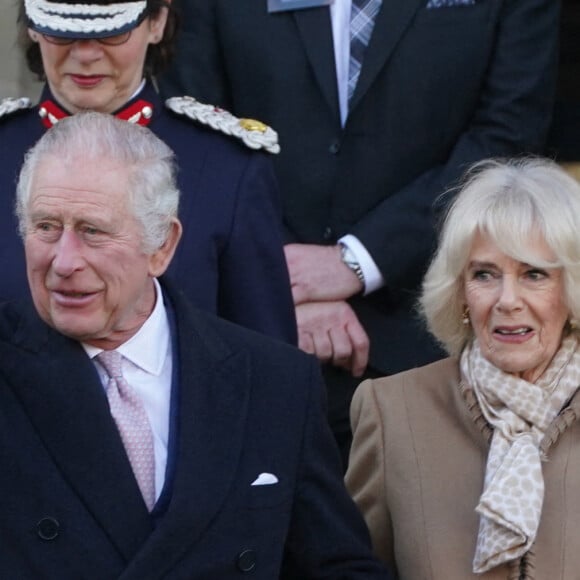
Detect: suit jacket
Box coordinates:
(346, 358, 580, 579)
(161, 0, 559, 374)
(547, 0, 580, 161)
(0, 281, 390, 579)
(0, 82, 296, 345)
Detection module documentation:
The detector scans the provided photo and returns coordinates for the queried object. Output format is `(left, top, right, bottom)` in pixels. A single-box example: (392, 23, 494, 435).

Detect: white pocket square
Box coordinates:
(251, 472, 279, 486)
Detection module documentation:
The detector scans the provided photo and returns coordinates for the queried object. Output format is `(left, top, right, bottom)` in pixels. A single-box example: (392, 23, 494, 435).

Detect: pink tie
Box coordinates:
(96, 350, 156, 511)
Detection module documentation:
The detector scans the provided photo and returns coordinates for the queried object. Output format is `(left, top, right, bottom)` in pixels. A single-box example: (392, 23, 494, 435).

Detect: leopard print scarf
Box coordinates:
(460, 336, 580, 573)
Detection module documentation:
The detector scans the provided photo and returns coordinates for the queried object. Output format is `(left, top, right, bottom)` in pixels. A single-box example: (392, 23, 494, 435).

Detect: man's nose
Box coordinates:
(52, 230, 85, 276)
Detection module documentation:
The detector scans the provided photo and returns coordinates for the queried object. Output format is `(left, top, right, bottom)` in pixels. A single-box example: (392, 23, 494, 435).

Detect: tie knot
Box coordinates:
(96, 350, 124, 380)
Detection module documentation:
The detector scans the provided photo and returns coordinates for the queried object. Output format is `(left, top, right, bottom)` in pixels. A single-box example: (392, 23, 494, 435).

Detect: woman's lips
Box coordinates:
(493, 326, 534, 343)
(69, 74, 106, 88)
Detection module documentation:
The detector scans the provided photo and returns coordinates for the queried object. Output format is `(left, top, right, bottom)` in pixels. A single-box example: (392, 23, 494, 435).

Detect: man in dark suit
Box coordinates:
(160, 0, 560, 465)
(0, 112, 391, 579)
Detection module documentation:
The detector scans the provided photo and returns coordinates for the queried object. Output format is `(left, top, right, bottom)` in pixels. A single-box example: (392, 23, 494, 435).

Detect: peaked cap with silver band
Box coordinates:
(24, 0, 148, 39)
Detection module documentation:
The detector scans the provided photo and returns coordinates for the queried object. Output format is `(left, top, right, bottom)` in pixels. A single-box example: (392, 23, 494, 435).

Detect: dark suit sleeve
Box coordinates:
(351, 0, 559, 291)
(218, 152, 298, 345)
(282, 357, 392, 578)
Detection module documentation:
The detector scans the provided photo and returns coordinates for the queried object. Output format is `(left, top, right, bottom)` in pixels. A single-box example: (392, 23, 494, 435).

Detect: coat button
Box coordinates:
(328, 139, 341, 154)
(37, 517, 60, 541)
(322, 226, 334, 241)
(236, 549, 257, 572)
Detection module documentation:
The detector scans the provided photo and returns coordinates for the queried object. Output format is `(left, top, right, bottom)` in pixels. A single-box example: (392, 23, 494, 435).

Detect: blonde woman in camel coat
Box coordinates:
(346, 159, 580, 580)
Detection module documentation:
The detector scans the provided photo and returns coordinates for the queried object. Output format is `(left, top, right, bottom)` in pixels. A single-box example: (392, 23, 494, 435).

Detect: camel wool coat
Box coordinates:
(346, 357, 580, 580)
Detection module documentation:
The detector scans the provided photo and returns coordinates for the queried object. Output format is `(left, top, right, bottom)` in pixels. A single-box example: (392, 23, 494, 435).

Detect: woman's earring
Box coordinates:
(570, 318, 578, 330)
(462, 306, 470, 326)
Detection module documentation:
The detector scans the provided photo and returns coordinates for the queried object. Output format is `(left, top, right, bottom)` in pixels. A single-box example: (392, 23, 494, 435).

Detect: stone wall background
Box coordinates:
(0, 0, 42, 100)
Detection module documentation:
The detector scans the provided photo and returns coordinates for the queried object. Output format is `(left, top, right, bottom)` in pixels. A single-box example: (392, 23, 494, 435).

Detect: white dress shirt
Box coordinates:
(331, 0, 385, 293)
(330, 0, 352, 127)
(85, 278, 173, 502)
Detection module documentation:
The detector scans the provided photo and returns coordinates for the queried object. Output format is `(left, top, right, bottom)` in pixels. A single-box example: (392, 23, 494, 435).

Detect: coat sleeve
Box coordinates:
(282, 360, 393, 579)
(352, 0, 560, 291)
(346, 379, 396, 570)
(217, 151, 298, 345)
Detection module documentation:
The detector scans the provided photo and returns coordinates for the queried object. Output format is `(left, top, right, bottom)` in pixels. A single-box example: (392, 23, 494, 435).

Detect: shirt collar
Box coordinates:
(83, 278, 171, 376)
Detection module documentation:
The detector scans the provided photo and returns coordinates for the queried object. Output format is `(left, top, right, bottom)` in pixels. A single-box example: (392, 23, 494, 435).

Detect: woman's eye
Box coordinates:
(473, 270, 492, 281)
(526, 269, 547, 281)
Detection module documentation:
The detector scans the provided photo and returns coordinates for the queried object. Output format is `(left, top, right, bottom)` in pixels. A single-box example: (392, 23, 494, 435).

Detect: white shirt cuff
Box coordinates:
(339, 234, 385, 295)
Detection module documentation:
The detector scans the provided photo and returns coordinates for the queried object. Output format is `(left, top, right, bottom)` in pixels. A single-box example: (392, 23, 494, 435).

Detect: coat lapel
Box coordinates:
(349, 0, 425, 113)
(119, 289, 251, 578)
(293, 7, 340, 119)
(4, 304, 152, 561)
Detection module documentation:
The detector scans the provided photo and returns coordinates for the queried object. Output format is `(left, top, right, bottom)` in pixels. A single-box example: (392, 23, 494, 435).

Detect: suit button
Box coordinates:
(328, 139, 341, 154)
(322, 226, 334, 241)
(37, 517, 60, 541)
(236, 549, 256, 572)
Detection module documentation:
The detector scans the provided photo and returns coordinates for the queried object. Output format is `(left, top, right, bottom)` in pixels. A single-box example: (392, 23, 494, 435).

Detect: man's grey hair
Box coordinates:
(16, 111, 180, 254)
(420, 157, 580, 356)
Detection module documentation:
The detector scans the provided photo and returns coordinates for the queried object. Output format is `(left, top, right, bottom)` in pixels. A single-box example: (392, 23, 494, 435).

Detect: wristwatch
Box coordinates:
(339, 243, 365, 286)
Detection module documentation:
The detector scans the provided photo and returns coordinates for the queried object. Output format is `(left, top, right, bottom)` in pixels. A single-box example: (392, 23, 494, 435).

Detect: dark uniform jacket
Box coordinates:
(0, 82, 297, 344)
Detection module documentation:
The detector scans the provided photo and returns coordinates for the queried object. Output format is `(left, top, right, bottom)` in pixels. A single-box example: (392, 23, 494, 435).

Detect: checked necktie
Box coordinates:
(97, 350, 156, 511)
(348, 0, 383, 103)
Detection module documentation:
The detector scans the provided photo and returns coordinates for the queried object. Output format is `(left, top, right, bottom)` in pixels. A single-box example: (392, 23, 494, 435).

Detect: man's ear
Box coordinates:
(148, 218, 182, 277)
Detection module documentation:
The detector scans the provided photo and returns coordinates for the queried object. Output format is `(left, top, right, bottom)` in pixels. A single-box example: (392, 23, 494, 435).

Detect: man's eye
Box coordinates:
(35, 222, 58, 234)
(82, 226, 100, 236)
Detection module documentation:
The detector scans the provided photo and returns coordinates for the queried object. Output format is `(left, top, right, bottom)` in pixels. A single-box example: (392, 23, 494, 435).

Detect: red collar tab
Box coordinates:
(38, 100, 69, 128)
(115, 99, 154, 126)
(37, 99, 154, 129)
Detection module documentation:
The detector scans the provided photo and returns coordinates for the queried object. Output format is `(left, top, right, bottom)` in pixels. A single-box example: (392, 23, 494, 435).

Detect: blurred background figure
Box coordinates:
(347, 158, 580, 579)
(160, 0, 560, 467)
(547, 0, 580, 178)
(0, 0, 296, 345)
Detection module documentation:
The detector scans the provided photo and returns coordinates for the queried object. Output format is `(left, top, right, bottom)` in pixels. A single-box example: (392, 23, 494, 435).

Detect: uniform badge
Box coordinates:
(0, 97, 33, 121)
(165, 96, 280, 154)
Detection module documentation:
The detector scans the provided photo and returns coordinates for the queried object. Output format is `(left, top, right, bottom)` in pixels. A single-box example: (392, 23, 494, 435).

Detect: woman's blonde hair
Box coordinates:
(420, 158, 580, 355)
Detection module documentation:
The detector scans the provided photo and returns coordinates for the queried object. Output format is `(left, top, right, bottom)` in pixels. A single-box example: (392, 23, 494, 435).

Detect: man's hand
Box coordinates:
(296, 300, 369, 377)
(285, 243, 363, 305)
